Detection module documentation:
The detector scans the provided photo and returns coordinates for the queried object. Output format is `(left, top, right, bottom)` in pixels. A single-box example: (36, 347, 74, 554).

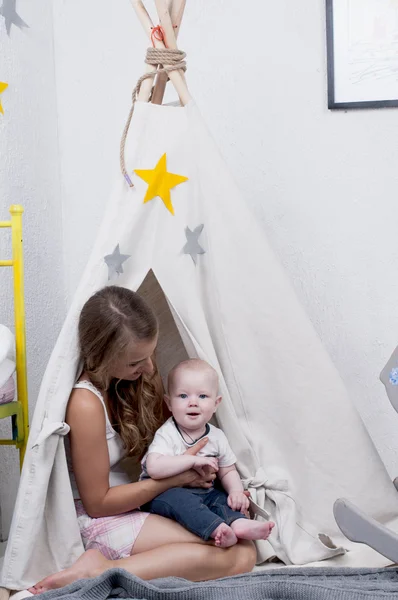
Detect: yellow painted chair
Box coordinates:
(0, 205, 29, 470)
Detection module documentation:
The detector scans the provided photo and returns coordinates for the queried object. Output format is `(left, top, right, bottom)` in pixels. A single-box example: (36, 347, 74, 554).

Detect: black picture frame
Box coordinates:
(326, 0, 398, 110)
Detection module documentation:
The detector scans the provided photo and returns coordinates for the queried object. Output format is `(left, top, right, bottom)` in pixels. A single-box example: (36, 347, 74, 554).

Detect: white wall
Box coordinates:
(0, 1, 65, 539)
(52, 0, 398, 476)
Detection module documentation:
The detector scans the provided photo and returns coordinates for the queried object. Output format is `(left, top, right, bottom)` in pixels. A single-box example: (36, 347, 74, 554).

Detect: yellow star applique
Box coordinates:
(0, 82, 8, 115)
(134, 153, 188, 215)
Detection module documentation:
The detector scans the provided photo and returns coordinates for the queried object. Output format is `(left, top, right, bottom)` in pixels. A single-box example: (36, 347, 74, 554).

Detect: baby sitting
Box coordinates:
(141, 358, 274, 548)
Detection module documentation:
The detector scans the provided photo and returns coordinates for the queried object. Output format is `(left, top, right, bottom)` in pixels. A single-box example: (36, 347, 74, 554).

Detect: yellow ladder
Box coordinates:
(0, 205, 29, 470)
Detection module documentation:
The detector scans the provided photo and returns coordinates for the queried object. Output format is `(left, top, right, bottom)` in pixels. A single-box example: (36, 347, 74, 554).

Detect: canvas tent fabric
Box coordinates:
(2, 100, 398, 590)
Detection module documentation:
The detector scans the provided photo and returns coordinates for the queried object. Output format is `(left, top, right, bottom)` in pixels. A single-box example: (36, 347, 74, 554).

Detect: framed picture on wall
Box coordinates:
(326, 0, 398, 109)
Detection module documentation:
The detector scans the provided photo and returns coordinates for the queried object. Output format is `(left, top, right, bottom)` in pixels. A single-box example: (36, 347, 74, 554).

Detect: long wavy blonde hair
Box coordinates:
(78, 286, 164, 458)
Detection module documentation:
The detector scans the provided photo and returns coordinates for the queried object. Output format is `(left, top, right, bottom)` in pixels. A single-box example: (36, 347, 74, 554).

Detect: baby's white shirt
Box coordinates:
(141, 417, 236, 477)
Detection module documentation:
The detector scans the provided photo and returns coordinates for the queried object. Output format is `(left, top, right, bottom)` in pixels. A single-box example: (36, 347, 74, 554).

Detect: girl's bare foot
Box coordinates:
(27, 549, 109, 595)
(211, 522, 238, 548)
(231, 518, 275, 541)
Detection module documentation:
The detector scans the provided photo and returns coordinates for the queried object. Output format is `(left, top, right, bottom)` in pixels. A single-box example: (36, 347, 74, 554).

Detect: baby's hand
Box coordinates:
(228, 491, 250, 512)
(192, 456, 219, 475)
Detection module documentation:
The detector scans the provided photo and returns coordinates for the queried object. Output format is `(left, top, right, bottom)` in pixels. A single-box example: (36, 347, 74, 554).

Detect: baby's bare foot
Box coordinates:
(211, 522, 238, 548)
(231, 518, 275, 541)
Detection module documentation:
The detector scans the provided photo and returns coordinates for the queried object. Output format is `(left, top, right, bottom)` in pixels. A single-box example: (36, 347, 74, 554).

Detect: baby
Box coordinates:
(141, 358, 274, 548)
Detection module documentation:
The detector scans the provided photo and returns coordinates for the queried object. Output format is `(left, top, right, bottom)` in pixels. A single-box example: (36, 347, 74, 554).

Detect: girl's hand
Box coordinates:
(228, 491, 250, 513)
(178, 468, 216, 489)
(183, 437, 209, 457)
(192, 456, 218, 474)
(177, 437, 217, 488)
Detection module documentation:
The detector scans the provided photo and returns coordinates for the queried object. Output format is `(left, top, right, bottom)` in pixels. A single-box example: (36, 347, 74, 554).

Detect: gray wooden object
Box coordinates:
(334, 498, 398, 564)
(380, 345, 398, 413)
(334, 346, 398, 562)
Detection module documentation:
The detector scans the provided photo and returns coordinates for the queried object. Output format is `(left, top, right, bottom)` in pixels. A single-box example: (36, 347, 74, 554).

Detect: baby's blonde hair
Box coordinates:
(167, 358, 219, 394)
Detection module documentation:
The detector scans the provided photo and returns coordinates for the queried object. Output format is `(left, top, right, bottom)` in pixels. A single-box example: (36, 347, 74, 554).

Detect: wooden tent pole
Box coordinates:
(130, 0, 191, 105)
(151, 0, 186, 105)
(130, 0, 157, 102)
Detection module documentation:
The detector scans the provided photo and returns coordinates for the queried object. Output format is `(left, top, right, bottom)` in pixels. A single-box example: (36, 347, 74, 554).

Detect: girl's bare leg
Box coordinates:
(132, 514, 207, 553)
(29, 540, 256, 594)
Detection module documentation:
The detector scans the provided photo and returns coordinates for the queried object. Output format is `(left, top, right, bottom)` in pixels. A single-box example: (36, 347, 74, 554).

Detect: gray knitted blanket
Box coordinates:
(35, 566, 398, 600)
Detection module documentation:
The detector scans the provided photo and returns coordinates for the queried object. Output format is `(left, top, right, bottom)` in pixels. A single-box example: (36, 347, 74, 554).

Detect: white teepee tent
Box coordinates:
(2, 0, 398, 590)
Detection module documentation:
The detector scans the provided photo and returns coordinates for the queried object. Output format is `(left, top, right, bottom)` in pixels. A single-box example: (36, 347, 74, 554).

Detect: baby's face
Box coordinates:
(167, 368, 221, 431)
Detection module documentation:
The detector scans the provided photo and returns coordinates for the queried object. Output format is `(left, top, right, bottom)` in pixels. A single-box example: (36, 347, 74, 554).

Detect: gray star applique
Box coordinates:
(0, 0, 29, 36)
(104, 244, 131, 280)
(183, 224, 206, 265)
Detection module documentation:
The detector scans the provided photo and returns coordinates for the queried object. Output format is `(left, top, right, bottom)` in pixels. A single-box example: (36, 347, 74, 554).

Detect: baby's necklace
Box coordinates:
(178, 424, 206, 445)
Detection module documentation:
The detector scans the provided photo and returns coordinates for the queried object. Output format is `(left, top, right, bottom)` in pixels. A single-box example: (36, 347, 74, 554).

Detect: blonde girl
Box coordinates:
(29, 286, 255, 593)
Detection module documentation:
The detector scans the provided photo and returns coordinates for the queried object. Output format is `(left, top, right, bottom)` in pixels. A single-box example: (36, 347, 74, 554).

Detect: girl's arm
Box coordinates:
(67, 389, 212, 518)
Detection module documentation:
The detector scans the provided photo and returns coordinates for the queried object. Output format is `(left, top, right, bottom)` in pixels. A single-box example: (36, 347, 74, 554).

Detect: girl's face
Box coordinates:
(110, 336, 158, 381)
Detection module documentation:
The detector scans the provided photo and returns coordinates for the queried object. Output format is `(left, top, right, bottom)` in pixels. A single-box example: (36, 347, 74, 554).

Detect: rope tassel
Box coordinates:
(120, 47, 187, 187)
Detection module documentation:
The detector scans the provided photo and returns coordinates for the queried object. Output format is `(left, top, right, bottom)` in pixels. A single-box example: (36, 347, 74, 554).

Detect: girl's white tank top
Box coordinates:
(66, 380, 131, 500)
